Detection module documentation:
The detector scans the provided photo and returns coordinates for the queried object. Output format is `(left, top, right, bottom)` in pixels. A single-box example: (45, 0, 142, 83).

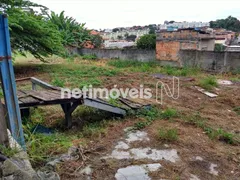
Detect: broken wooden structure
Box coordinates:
(18, 77, 150, 128)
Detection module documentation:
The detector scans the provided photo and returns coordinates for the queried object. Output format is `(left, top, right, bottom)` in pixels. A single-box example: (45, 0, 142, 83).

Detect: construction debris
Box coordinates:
(195, 86, 218, 98)
(217, 80, 233, 85)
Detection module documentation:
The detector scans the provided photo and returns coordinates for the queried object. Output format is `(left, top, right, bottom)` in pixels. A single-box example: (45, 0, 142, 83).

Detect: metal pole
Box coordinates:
(0, 14, 25, 149)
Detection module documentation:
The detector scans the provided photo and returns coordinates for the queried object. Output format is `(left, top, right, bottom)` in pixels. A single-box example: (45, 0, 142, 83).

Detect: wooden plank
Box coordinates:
(28, 91, 48, 101)
(43, 90, 65, 100)
(17, 90, 26, 97)
(31, 77, 61, 91)
(84, 98, 126, 116)
(49, 89, 82, 99)
(19, 96, 40, 104)
(16, 77, 31, 82)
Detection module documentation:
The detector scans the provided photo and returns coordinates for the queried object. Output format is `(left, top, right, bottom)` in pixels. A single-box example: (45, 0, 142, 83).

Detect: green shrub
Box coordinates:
(51, 77, 65, 87)
(158, 128, 178, 142)
(137, 34, 156, 50)
(137, 107, 161, 121)
(161, 66, 200, 76)
(233, 106, 240, 115)
(82, 54, 97, 60)
(161, 108, 178, 120)
(199, 76, 218, 90)
(214, 44, 225, 52)
(134, 121, 149, 130)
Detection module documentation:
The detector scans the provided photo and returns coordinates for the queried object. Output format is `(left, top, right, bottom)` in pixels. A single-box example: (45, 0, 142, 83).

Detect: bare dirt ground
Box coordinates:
(13, 58, 240, 180)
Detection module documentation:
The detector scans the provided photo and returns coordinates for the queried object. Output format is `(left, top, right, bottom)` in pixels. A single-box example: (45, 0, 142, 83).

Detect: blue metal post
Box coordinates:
(0, 14, 25, 148)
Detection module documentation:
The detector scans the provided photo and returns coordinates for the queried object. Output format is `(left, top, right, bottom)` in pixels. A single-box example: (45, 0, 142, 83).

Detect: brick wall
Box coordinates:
(156, 41, 180, 61)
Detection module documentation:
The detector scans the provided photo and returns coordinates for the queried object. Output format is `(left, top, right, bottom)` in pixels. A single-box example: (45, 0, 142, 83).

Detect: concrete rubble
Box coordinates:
(115, 163, 161, 180)
(0, 130, 60, 180)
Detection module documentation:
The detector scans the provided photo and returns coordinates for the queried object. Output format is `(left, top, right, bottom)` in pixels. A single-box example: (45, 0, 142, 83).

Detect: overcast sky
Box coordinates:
(33, 0, 240, 29)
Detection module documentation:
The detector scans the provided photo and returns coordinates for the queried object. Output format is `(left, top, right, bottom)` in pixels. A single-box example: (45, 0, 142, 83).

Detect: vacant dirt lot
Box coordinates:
(13, 57, 240, 180)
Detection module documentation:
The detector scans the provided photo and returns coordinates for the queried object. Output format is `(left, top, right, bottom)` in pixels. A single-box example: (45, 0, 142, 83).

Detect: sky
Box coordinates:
(32, 0, 240, 30)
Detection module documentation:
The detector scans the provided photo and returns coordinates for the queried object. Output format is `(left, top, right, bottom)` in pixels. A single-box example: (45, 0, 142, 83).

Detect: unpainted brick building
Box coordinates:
(156, 29, 215, 62)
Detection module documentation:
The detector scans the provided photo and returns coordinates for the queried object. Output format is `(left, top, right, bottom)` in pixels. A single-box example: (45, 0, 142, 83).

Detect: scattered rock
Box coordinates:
(123, 127, 133, 132)
(126, 131, 150, 143)
(217, 80, 233, 85)
(190, 174, 201, 180)
(106, 148, 179, 163)
(79, 165, 92, 180)
(115, 141, 129, 150)
(107, 150, 131, 160)
(115, 163, 161, 180)
(209, 163, 218, 176)
(195, 156, 203, 161)
(130, 148, 179, 163)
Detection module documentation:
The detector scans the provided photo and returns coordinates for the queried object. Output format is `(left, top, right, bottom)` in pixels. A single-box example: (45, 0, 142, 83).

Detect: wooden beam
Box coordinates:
(30, 77, 61, 91)
(84, 98, 126, 116)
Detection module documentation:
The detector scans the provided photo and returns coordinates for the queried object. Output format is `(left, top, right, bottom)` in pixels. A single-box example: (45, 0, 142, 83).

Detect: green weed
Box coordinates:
(182, 113, 238, 145)
(160, 66, 200, 76)
(133, 107, 161, 130)
(160, 108, 178, 120)
(183, 112, 206, 128)
(233, 106, 240, 115)
(158, 128, 178, 142)
(204, 127, 235, 144)
(0, 145, 20, 157)
(78, 78, 102, 88)
(82, 121, 108, 138)
(199, 76, 218, 90)
(26, 132, 73, 167)
(82, 54, 97, 60)
(137, 107, 161, 121)
(51, 77, 65, 87)
(107, 60, 158, 72)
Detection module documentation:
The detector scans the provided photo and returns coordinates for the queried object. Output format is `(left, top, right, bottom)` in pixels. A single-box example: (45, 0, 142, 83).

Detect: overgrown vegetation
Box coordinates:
(133, 107, 178, 130)
(107, 60, 201, 76)
(2, 0, 64, 60)
(210, 16, 240, 32)
(233, 106, 240, 115)
(23, 62, 119, 88)
(47, 11, 92, 48)
(161, 66, 200, 76)
(182, 113, 239, 145)
(134, 107, 161, 130)
(160, 108, 178, 120)
(1, 0, 100, 60)
(51, 77, 65, 87)
(214, 44, 226, 52)
(158, 128, 178, 142)
(137, 34, 156, 50)
(199, 76, 218, 90)
(17, 105, 119, 166)
(82, 54, 98, 60)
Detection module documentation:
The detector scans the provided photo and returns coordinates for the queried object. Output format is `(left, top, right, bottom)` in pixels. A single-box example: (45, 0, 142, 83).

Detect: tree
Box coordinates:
(91, 34, 103, 48)
(137, 34, 156, 50)
(117, 35, 123, 40)
(214, 44, 225, 52)
(112, 28, 119, 32)
(126, 35, 137, 42)
(210, 16, 240, 32)
(1, 0, 64, 60)
(47, 11, 92, 48)
(149, 28, 155, 34)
